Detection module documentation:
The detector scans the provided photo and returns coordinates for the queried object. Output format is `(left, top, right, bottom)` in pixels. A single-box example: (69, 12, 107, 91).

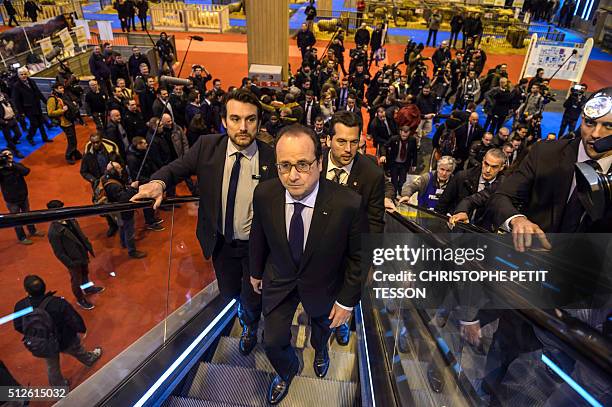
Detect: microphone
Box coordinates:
(571, 49, 578, 55)
(189, 35, 204, 42)
(45, 46, 62, 61)
(593, 136, 612, 153)
(159, 76, 193, 87)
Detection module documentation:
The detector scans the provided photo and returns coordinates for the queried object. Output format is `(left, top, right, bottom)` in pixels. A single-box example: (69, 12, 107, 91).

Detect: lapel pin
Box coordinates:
(262, 165, 268, 171)
(323, 211, 328, 215)
(353, 181, 358, 187)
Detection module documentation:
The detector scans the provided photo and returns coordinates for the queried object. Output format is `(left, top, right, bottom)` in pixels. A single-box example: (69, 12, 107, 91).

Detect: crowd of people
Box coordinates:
(0, 13, 610, 405)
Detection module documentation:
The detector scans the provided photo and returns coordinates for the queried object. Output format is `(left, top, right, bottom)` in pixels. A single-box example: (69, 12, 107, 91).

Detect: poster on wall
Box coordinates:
(72, 25, 88, 49)
(0, 15, 69, 57)
(57, 27, 75, 51)
(524, 41, 588, 82)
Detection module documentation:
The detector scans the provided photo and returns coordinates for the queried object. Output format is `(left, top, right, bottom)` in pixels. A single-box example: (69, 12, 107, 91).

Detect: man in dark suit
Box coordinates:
(322, 111, 385, 344)
(380, 125, 418, 196)
(132, 89, 277, 355)
(342, 94, 363, 134)
(300, 90, 321, 128)
(435, 148, 505, 215)
(249, 124, 365, 404)
(12, 67, 51, 145)
(489, 87, 612, 248)
(368, 106, 397, 152)
(46, 200, 104, 310)
(454, 111, 483, 168)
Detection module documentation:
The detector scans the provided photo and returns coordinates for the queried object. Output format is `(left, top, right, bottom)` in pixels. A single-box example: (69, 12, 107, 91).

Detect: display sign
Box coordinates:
(513, 0, 525, 7)
(38, 37, 54, 59)
(482, 0, 495, 5)
(72, 25, 88, 49)
(523, 38, 592, 82)
(97, 20, 114, 41)
(75, 19, 91, 40)
(494, 0, 506, 6)
(57, 27, 75, 52)
(249, 64, 283, 89)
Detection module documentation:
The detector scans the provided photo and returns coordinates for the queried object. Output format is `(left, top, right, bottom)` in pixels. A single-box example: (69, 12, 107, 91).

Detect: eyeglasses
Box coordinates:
(276, 158, 317, 174)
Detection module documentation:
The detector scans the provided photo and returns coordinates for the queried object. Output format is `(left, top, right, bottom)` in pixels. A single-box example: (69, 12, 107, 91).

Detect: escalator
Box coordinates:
(1, 199, 610, 407)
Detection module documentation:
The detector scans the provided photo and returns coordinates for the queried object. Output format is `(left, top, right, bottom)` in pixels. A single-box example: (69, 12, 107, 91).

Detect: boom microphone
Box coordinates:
(45, 46, 62, 61)
(159, 76, 192, 87)
(189, 35, 204, 41)
(593, 136, 612, 154)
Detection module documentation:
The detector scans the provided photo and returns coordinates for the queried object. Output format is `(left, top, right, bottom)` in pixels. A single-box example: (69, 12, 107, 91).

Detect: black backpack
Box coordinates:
(439, 127, 457, 156)
(21, 296, 60, 358)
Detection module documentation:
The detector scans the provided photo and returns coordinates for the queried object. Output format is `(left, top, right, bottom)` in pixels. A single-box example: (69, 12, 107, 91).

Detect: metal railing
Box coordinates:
(1, 0, 83, 23)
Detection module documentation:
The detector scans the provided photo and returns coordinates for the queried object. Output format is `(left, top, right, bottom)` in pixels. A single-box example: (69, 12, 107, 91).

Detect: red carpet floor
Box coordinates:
(0, 28, 609, 405)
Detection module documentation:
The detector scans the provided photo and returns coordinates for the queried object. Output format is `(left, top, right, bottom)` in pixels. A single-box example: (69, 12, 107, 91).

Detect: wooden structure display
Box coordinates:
(1, 0, 84, 23)
(150, 3, 230, 33)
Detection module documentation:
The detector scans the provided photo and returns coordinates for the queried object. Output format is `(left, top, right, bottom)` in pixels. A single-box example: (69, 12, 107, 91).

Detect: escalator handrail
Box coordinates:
(397, 202, 495, 234)
(384, 211, 612, 376)
(0, 196, 199, 228)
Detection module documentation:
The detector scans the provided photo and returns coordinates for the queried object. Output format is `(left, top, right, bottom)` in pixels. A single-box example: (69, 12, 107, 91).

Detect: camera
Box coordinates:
(571, 84, 586, 95)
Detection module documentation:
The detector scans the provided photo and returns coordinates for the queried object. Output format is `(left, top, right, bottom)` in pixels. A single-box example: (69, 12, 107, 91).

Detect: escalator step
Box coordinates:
(163, 395, 247, 407)
(185, 363, 358, 407)
(212, 336, 358, 382)
(229, 320, 357, 354)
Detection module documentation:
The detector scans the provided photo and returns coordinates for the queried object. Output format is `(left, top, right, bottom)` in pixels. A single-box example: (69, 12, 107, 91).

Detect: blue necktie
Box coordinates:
(224, 152, 242, 243)
(289, 203, 305, 267)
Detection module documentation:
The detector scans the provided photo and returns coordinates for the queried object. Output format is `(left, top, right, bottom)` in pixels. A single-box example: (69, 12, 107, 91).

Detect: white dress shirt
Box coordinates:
(325, 155, 354, 186)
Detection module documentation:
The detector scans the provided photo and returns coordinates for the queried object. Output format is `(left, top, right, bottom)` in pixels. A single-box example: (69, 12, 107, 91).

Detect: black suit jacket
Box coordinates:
(322, 151, 385, 233)
(12, 79, 46, 116)
(489, 137, 587, 233)
(250, 178, 366, 316)
(435, 165, 481, 215)
(151, 135, 277, 258)
(380, 135, 418, 170)
(455, 123, 484, 163)
(48, 220, 94, 268)
(299, 101, 322, 126)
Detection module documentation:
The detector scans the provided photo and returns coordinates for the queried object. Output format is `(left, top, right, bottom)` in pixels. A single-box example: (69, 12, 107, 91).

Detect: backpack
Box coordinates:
(439, 127, 457, 156)
(21, 296, 60, 358)
(92, 177, 122, 205)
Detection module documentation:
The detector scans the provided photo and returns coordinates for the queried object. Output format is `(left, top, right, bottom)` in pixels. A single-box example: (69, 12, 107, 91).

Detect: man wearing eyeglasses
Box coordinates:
(131, 89, 277, 357)
(249, 124, 366, 404)
(322, 111, 385, 345)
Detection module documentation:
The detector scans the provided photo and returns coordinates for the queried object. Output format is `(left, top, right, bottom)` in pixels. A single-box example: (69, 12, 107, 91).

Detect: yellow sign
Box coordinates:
(72, 25, 88, 49)
(38, 37, 54, 59)
(57, 27, 75, 52)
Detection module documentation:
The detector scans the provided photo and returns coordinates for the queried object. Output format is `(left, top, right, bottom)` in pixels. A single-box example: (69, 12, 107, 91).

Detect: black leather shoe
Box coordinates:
(335, 322, 350, 346)
(239, 324, 257, 355)
(268, 374, 292, 405)
(313, 347, 330, 378)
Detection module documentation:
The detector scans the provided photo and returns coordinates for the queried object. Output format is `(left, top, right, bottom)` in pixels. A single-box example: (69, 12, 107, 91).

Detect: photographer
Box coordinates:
(559, 84, 587, 138)
(156, 32, 175, 76)
(348, 45, 368, 75)
(0, 91, 24, 158)
(431, 66, 451, 112)
(483, 77, 513, 135)
(453, 69, 480, 110)
(47, 83, 82, 165)
(0, 150, 44, 245)
(409, 64, 430, 96)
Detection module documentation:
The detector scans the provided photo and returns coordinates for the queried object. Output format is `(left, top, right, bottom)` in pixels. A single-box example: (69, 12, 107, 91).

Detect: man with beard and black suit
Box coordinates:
(12, 67, 51, 145)
(249, 124, 365, 404)
(322, 111, 384, 345)
(132, 89, 278, 356)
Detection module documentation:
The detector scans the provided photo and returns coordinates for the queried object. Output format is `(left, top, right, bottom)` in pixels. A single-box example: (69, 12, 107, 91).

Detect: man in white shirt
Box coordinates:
(249, 124, 365, 404)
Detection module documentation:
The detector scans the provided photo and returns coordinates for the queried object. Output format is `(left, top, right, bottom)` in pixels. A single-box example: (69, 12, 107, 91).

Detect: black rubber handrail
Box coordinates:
(0, 197, 199, 228)
(397, 202, 495, 234)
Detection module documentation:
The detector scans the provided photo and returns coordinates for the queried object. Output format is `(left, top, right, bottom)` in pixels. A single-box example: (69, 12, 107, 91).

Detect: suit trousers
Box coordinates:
(264, 289, 332, 380)
(26, 113, 48, 143)
(389, 162, 409, 196)
(212, 238, 261, 327)
(67, 264, 90, 302)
